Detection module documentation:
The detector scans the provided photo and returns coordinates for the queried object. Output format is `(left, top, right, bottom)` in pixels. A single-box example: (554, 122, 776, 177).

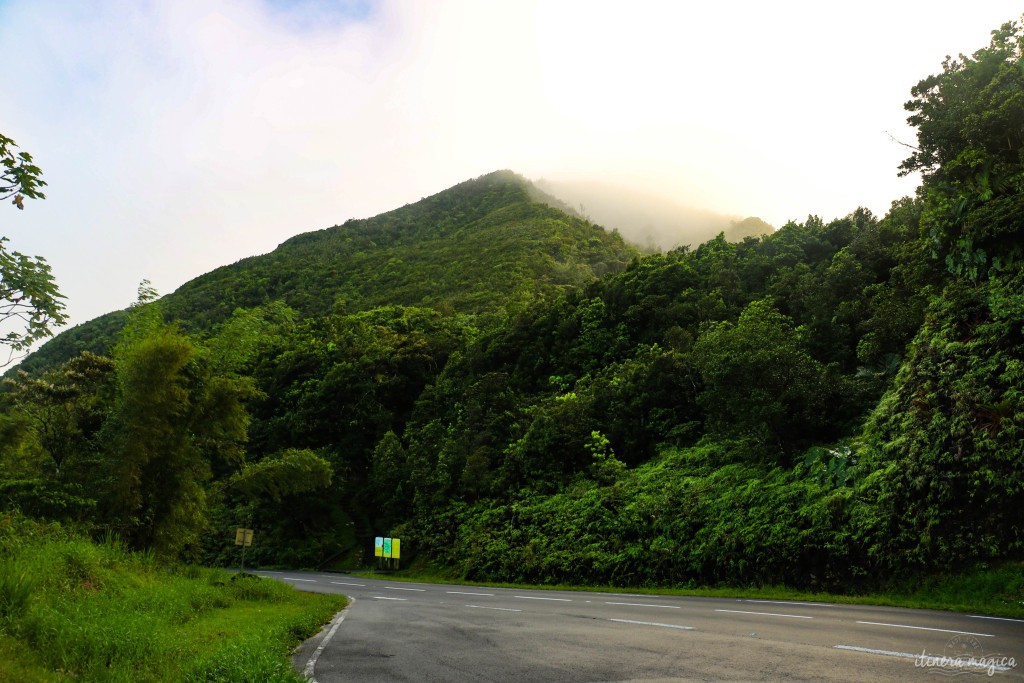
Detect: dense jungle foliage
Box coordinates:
(2, 20, 1023, 594)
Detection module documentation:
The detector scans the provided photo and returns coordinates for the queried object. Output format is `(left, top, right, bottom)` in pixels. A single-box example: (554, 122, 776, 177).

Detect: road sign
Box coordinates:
(374, 536, 384, 557)
(392, 538, 401, 559)
(234, 528, 254, 547)
(383, 537, 392, 557)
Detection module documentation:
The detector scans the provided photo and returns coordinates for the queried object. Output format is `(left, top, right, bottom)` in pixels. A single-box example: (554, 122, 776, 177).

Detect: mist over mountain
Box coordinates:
(534, 178, 773, 251)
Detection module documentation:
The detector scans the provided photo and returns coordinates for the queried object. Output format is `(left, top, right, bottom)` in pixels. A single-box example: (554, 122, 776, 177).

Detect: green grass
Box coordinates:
(352, 560, 1024, 619)
(0, 513, 346, 682)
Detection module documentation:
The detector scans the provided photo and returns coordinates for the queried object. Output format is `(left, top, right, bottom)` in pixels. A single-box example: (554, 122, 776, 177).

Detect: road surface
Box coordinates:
(254, 570, 1024, 682)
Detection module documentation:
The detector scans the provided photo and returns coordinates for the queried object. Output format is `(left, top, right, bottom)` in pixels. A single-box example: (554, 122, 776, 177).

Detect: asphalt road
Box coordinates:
(256, 570, 1024, 682)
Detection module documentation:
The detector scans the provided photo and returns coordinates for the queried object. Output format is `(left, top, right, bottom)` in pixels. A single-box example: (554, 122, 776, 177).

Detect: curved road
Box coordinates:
(256, 570, 1024, 682)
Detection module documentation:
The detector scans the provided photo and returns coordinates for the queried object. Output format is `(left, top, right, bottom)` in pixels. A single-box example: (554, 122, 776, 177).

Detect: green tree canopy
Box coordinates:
(901, 18, 1024, 278)
(1, 132, 65, 365)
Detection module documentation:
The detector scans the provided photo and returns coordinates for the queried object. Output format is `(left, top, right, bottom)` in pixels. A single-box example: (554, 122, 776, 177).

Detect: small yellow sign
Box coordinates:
(392, 538, 401, 559)
(234, 528, 254, 547)
(374, 536, 384, 557)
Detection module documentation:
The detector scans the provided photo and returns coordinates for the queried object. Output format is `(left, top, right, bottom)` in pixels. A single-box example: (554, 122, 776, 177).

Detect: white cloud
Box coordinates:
(0, 0, 1020, 334)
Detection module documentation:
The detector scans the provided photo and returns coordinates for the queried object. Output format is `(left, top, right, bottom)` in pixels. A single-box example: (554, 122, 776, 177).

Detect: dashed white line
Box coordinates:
(606, 602, 680, 609)
(514, 596, 572, 602)
(833, 645, 919, 660)
(466, 604, 522, 612)
(610, 619, 695, 630)
(447, 591, 494, 596)
(330, 581, 366, 587)
(715, 609, 813, 619)
(283, 577, 317, 582)
(856, 621, 993, 637)
(373, 596, 407, 601)
(386, 586, 426, 592)
(745, 599, 833, 607)
(970, 615, 1024, 623)
(834, 645, 1014, 672)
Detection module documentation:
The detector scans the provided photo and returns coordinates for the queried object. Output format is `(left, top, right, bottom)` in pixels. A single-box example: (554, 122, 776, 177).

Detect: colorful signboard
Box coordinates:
(374, 537, 402, 559)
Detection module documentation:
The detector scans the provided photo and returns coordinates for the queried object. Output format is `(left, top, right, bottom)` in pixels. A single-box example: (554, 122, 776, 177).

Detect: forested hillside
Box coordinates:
(2, 19, 1022, 598)
(14, 170, 635, 375)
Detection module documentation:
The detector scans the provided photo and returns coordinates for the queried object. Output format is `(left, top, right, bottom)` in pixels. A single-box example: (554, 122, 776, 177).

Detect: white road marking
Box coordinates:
(610, 619, 695, 630)
(303, 600, 352, 683)
(856, 621, 993, 637)
(746, 599, 833, 607)
(466, 604, 522, 612)
(833, 645, 919, 660)
(606, 602, 680, 609)
(330, 582, 365, 587)
(447, 591, 494, 596)
(834, 645, 1014, 672)
(284, 577, 317, 582)
(970, 615, 1024, 623)
(373, 596, 407, 601)
(514, 596, 572, 602)
(715, 609, 812, 619)
(386, 586, 426, 592)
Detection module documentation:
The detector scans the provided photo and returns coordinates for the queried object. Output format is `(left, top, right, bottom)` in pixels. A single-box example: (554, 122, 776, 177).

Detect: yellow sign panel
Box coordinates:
(392, 538, 400, 559)
(374, 536, 384, 557)
(234, 528, 254, 547)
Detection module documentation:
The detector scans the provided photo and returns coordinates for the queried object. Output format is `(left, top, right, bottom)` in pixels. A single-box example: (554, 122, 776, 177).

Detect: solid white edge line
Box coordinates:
(385, 586, 426, 591)
(448, 591, 495, 596)
(834, 645, 1013, 672)
(609, 618, 695, 630)
(283, 577, 317, 582)
(466, 604, 522, 612)
(606, 602, 680, 609)
(514, 596, 572, 601)
(856, 621, 994, 637)
(330, 581, 366, 587)
(372, 596, 407, 600)
(715, 609, 813, 619)
(970, 614, 1024, 623)
(303, 599, 352, 683)
(746, 599, 834, 607)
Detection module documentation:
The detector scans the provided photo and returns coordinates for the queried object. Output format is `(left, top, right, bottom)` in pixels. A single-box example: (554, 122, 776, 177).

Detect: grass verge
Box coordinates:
(0, 513, 345, 682)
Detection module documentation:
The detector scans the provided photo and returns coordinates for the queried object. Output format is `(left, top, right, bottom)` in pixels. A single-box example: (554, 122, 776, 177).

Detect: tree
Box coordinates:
(692, 298, 836, 457)
(99, 288, 257, 557)
(900, 19, 1024, 278)
(1, 132, 66, 366)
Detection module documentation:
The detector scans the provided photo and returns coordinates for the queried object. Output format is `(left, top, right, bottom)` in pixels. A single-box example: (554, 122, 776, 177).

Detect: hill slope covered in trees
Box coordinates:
(14, 170, 636, 375)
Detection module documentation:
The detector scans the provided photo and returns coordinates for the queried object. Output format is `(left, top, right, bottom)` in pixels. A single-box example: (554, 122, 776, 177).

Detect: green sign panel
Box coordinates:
(383, 538, 392, 557)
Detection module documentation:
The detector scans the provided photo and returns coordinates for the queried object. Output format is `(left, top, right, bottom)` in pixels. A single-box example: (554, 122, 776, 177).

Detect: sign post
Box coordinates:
(235, 527, 254, 573)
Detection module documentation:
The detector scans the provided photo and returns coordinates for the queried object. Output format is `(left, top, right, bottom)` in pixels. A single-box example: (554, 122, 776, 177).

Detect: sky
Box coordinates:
(1, 0, 1021, 339)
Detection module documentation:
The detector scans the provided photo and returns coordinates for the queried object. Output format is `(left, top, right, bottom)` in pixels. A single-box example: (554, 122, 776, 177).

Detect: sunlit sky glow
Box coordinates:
(1, 0, 1021, 335)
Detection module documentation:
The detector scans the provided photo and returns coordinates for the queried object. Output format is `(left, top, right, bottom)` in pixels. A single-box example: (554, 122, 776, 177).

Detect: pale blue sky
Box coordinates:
(1, 0, 1021, 346)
